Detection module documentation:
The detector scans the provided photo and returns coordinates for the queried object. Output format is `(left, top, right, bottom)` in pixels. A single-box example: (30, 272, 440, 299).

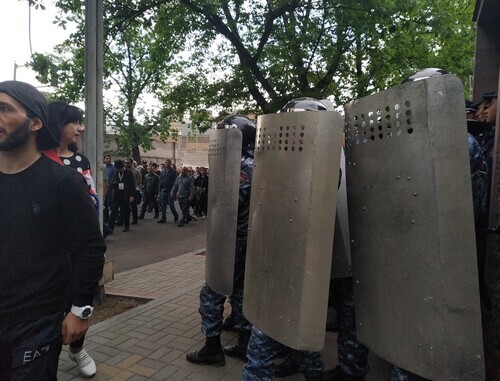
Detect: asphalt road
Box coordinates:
(104, 203, 207, 273)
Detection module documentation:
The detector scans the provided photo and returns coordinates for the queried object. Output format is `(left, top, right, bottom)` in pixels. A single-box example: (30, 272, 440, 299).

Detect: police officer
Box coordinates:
(389, 68, 488, 381)
(243, 98, 369, 381)
(186, 115, 256, 366)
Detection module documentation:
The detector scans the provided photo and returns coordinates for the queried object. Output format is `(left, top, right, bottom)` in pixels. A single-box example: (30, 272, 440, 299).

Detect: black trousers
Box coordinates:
(140, 195, 159, 217)
(0, 312, 64, 381)
(130, 196, 138, 223)
(110, 198, 130, 229)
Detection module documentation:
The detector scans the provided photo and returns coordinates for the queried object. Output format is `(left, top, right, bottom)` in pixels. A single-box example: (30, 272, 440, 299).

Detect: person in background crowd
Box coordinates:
(466, 100, 477, 120)
(484, 91, 497, 128)
(103, 154, 115, 231)
(140, 164, 160, 219)
(171, 166, 195, 227)
(48, 102, 96, 196)
(47, 101, 100, 377)
(152, 162, 161, 176)
(124, 158, 141, 225)
(109, 160, 136, 232)
(474, 95, 490, 123)
(158, 159, 179, 223)
(139, 160, 148, 178)
(194, 166, 209, 219)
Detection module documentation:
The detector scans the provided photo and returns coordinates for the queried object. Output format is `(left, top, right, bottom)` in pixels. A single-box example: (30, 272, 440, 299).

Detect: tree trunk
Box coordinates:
(132, 146, 141, 164)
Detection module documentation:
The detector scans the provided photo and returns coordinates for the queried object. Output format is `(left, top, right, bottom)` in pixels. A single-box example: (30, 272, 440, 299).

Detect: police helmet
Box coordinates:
(401, 68, 449, 84)
(217, 115, 256, 151)
(279, 97, 328, 112)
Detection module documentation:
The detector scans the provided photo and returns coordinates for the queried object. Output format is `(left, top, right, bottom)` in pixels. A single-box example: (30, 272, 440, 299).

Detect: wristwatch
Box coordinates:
(70, 305, 94, 320)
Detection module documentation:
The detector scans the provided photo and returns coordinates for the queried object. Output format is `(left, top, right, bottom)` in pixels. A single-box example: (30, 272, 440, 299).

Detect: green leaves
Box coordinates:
(29, 0, 475, 157)
(155, 0, 474, 110)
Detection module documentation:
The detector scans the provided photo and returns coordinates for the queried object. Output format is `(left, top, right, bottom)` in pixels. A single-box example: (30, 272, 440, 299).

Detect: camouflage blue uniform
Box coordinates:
(468, 133, 490, 311)
(468, 133, 488, 224)
(243, 277, 368, 380)
(242, 327, 323, 381)
(391, 368, 430, 381)
(334, 277, 369, 376)
(199, 156, 253, 337)
(391, 134, 488, 381)
(478, 127, 494, 183)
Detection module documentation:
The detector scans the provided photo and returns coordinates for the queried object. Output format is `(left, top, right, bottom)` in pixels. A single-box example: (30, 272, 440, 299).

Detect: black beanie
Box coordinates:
(0, 80, 59, 150)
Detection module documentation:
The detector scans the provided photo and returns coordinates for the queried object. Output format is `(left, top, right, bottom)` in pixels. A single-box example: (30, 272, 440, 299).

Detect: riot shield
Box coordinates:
(345, 75, 484, 380)
(331, 150, 352, 279)
(243, 111, 343, 351)
(206, 128, 242, 295)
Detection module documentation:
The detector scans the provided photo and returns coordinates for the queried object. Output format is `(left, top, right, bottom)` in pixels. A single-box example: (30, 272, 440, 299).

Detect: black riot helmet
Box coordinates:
(279, 97, 328, 112)
(217, 115, 256, 154)
(401, 68, 449, 84)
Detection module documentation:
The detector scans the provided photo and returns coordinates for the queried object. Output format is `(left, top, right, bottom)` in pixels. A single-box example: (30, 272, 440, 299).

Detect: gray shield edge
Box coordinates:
(345, 75, 484, 380)
(243, 111, 343, 351)
(331, 150, 352, 279)
(206, 128, 242, 296)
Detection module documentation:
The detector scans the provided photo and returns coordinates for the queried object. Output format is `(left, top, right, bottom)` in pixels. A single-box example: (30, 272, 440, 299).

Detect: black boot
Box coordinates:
(305, 373, 324, 381)
(323, 366, 365, 381)
(222, 313, 236, 331)
(223, 330, 250, 361)
(274, 355, 299, 377)
(186, 335, 225, 366)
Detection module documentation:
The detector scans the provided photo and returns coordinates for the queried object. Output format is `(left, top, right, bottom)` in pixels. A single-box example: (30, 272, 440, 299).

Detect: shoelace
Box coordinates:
(74, 350, 92, 366)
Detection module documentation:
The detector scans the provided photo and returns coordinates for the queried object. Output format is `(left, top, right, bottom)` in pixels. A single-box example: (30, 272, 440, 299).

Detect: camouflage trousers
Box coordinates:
(391, 367, 430, 381)
(242, 327, 323, 381)
(242, 277, 369, 380)
(199, 239, 251, 337)
(333, 277, 369, 376)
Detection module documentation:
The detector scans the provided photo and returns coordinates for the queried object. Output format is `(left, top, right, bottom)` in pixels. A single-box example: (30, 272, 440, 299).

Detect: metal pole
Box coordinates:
(96, 0, 104, 178)
(13, 63, 25, 81)
(84, 0, 104, 228)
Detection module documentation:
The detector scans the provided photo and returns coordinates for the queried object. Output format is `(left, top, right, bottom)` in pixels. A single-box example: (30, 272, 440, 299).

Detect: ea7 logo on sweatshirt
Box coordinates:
(23, 345, 51, 364)
(32, 201, 40, 216)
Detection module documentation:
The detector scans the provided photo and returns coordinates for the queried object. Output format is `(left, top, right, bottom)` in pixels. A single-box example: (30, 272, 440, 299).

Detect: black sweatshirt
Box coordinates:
(0, 155, 106, 325)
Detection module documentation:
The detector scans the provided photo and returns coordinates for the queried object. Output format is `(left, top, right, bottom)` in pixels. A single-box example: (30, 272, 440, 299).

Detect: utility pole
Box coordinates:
(13, 62, 25, 81)
(85, 0, 110, 300)
(84, 0, 104, 225)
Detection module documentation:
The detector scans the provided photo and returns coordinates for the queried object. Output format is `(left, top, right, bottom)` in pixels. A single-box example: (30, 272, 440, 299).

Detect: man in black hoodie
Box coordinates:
(0, 81, 106, 380)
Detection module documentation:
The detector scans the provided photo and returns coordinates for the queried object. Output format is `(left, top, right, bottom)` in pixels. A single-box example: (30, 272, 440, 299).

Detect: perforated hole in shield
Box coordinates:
(345, 100, 413, 147)
(256, 125, 305, 152)
(208, 139, 224, 158)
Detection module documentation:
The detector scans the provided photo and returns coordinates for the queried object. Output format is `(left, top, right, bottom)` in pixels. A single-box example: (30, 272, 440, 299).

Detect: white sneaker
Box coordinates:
(68, 348, 96, 377)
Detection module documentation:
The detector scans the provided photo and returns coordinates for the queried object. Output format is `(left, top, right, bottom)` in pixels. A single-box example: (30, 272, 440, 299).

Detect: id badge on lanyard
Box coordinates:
(118, 172, 124, 190)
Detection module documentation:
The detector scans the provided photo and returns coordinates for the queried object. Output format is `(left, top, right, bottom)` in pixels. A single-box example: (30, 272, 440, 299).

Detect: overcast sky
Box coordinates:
(0, 0, 71, 87)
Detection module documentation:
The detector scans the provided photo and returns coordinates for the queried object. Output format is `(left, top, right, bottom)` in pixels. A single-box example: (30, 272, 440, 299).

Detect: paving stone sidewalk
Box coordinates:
(57, 249, 389, 380)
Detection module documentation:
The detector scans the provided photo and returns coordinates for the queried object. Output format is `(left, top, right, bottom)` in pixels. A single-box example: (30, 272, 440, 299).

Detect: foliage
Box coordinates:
(20, 0, 45, 9)
(28, 0, 476, 140)
(146, 0, 476, 112)
(27, 0, 187, 161)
